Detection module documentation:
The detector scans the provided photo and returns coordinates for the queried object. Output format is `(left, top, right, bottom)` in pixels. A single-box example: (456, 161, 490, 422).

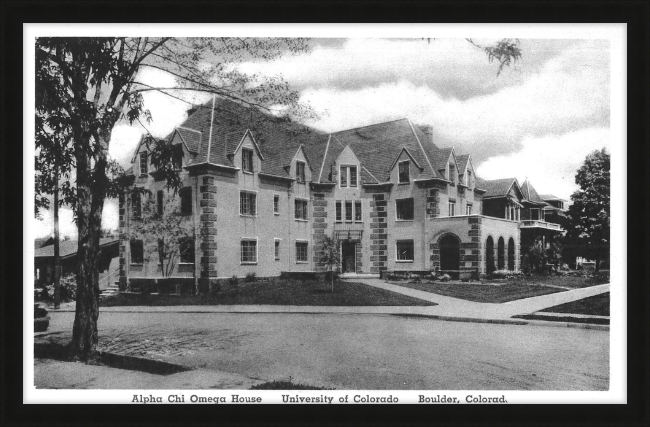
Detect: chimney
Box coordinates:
(186, 104, 200, 117)
(417, 124, 433, 142)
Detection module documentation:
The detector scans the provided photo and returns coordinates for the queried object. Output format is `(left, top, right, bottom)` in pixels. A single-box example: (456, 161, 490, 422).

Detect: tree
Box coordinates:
(35, 37, 314, 361)
(129, 190, 193, 282)
(319, 236, 341, 293)
(564, 148, 610, 272)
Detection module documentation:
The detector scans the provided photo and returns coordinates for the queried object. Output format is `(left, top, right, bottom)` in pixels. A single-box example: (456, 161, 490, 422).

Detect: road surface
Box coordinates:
(37, 311, 609, 390)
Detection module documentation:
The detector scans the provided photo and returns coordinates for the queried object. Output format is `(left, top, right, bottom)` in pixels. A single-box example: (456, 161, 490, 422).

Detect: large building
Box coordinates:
(117, 97, 563, 291)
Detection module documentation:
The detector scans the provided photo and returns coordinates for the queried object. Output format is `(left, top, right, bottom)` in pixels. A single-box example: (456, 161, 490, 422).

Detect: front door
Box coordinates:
(341, 242, 356, 273)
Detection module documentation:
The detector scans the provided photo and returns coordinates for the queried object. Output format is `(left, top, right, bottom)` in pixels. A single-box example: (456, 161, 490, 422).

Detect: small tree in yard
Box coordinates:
(320, 236, 340, 293)
(528, 238, 547, 275)
(129, 190, 193, 284)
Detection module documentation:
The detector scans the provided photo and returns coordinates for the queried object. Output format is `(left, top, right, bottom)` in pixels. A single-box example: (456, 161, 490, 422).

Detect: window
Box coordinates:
(139, 152, 148, 176)
(240, 192, 257, 216)
(132, 193, 141, 219)
(296, 161, 306, 183)
(274, 239, 280, 260)
(355, 201, 362, 222)
(396, 198, 414, 220)
(449, 166, 456, 185)
(340, 166, 347, 187)
(273, 195, 280, 215)
(242, 148, 254, 173)
(296, 241, 308, 263)
(398, 161, 410, 183)
(336, 201, 342, 222)
(349, 166, 357, 187)
(241, 240, 257, 264)
(130, 240, 144, 264)
(345, 201, 353, 222)
(466, 203, 472, 216)
(179, 237, 195, 264)
(466, 170, 472, 188)
(157, 190, 163, 215)
(448, 201, 456, 217)
(531, 209, 539, 221)
(172, 145, 183, 170)
(180, 187, 192, 215)
(396, 240, 414, 262)
(295, 199, 308, 220)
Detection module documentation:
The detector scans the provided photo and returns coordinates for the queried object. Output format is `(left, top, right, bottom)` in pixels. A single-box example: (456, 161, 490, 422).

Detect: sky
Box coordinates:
(33, 37, 611, 238)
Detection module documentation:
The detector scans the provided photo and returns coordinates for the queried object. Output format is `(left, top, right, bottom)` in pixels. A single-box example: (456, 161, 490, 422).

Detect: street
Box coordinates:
(37, 311, 609, 390)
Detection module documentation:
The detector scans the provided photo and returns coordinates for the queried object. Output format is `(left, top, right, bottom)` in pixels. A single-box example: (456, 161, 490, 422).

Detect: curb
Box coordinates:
(391, 313, 528, 326)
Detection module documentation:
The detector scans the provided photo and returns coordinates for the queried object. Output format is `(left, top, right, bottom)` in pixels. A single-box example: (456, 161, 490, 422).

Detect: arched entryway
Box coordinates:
(497, 237, 505, 270)
(485, 236, 495, 274)
(439, 234, 460, 277)
(508, 238, 515, 271)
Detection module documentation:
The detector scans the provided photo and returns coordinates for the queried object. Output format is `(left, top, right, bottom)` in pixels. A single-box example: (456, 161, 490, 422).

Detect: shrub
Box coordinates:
(45, 274, 77, 302)
(244, 272, 257, 282)
(228, 275, 239, 286)
(439, 274, 451, 282)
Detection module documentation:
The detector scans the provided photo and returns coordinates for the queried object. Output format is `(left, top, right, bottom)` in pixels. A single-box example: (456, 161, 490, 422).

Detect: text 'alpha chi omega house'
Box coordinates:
(117, 96, 565, 291)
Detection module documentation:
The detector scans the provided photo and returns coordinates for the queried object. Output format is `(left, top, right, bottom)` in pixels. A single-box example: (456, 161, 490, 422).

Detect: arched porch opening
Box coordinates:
(497, 237, 505, 270)
(439, 234, 460, 279)
(508, 237, 515, 271)
(485, 236, 495, 274)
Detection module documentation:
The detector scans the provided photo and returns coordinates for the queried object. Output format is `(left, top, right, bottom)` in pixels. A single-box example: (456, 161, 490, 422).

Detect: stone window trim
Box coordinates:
(396, 197, 415, 221)
(294, 198, 309, 220)
(273, 194, 280, 215)
(396, 239, 414, 262)
(242, 148, 254, 173)
(295, 240, 309, 263)
(274, 238, 281, 260)
(398, 160, 410, 184)
(339, 165, 358, 188)
(240, 238, 258, 264)
(296, 161, 306, 184)
(240, 191, 258, 217)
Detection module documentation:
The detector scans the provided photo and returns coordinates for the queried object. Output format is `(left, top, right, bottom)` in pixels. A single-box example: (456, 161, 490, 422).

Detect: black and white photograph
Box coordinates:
(23, 23, 627, 405)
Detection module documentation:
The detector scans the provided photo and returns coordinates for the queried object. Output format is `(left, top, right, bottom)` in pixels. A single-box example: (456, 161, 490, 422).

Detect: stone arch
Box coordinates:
(497, 237, 505, 270)
(438, 233, 461, 275)
(508, 237, 515, 271)
(485, 235, 495, 274)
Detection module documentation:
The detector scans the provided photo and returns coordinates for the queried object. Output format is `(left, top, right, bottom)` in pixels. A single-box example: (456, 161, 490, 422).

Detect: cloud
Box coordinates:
(476, 127, 610, 200)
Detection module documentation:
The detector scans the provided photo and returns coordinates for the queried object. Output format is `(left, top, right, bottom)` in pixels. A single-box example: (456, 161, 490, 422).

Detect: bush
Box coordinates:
(244, 272, 257, 282)
(439, 274, 451, 282)
(490, 270, 524, 280)
(45, 274, 77, 302)
(228, 275, 239, 286)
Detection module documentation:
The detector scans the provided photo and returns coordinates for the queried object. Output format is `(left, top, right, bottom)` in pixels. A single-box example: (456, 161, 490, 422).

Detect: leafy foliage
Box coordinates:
(564, 149, 610, 271)
(319, 236, 341, 292)
(129, 190, 193, 278)
(46, 273, 77, 302)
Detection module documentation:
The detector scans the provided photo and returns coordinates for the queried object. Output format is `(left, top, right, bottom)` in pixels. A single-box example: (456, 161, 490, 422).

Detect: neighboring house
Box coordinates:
(34, 238, 120, 290)
(539, 193, 568, 224)
(118, 97, 556, 289)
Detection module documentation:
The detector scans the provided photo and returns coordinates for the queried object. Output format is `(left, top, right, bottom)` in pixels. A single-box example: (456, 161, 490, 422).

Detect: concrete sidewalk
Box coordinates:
(34, 358, 261, 389)
(48, 280, 610, 328)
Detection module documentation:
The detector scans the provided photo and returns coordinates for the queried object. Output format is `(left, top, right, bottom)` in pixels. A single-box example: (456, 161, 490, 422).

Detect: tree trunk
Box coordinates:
(53, 163, 61, 310)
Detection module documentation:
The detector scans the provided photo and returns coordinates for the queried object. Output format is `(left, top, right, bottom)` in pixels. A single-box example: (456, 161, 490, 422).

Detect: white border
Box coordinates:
(25, 23, 625, 405)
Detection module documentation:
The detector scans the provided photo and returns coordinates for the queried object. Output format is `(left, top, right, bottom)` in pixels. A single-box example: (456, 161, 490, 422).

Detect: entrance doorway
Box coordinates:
(439, 234, 460, 278)
(341, 241, 356, 273)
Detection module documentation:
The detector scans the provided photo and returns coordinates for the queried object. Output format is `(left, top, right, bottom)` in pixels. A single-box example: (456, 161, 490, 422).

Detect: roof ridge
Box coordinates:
(317, 135, 332, 182)
(407, 119, 436, 176)
(331, 117, 408, 135)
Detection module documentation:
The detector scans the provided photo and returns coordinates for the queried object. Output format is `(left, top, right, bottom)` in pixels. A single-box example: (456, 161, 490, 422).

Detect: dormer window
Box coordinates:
(449, 165, 456, 185)
(139, 152, 148, 176)
(398, 161, 410, 183)
(339, 165, 357, 188)
(466, 170, 472, 187)
(242, 148, 253, 173)
(296, 161, 306, 183)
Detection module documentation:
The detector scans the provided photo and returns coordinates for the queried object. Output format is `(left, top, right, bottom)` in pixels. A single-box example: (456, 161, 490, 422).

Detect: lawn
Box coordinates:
(540, 292, 610, 316)
(507, 274, 609, 289)
(390, 281, 563, 303)
(100, 279, 435, 307)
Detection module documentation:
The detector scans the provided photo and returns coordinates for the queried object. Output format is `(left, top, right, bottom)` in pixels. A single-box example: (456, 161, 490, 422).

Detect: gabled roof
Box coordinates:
(431, 147, 454, 173)
(34, 238, 118, 259)
(330, 118, 444, 182)
(521, 179, 546, 204)
(539, 194, 568, 202)
(456, 154, 470, 175)
(175, 127, 201, 153)
(476, 177, 519, 198)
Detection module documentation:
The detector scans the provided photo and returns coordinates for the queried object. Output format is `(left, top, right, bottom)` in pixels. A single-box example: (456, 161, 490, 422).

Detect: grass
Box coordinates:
(540, 292, 610, 316)
(392, 281, 563, 303)
(101, 279, 435, 307)
(507, 274, 608, 289)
